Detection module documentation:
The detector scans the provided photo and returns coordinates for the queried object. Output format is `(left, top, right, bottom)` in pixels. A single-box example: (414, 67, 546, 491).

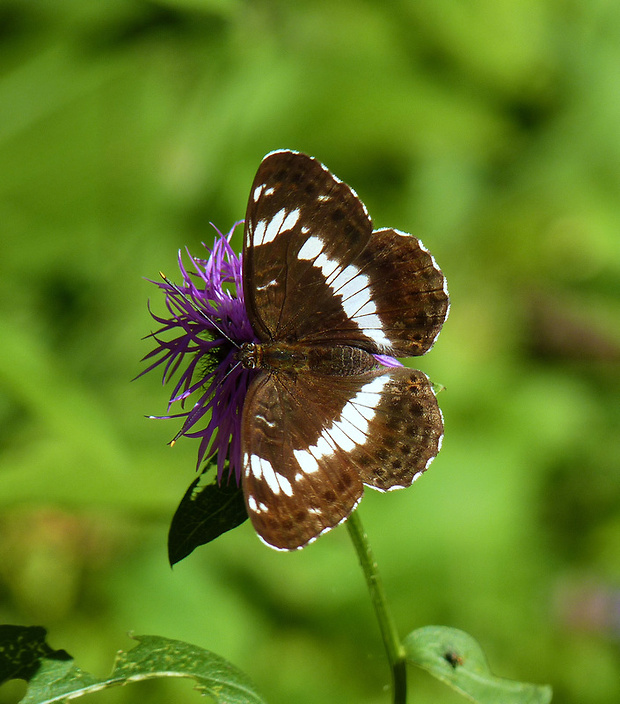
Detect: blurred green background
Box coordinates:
(1, 1, 619, 702)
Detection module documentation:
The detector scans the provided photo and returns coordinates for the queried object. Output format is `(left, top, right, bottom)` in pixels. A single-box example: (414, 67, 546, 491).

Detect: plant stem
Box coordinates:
(346, 510, 407, 704)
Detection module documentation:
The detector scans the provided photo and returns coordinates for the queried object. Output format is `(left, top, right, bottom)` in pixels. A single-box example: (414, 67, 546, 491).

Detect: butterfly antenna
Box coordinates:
(220, 359, 243, 386)
(159, 271, 240, 349)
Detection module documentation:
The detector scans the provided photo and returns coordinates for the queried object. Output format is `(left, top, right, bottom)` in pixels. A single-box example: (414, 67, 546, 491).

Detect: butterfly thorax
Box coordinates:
(237, 342, 379, 376)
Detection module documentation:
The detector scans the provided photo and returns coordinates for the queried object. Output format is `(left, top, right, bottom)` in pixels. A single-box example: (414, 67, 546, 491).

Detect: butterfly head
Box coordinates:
(237, 342, 261, 369)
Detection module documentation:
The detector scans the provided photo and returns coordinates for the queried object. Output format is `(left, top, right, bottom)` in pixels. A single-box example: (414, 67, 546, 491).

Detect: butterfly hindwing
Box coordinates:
(351, 366, 444, 490)
(241, 369, 364, 550)
(352, 228, 449, 357)
(241, 365, 443, 550)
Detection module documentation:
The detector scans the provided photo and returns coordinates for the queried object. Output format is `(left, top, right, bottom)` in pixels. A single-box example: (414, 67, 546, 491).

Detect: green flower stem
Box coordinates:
(346, 510, 407, 704)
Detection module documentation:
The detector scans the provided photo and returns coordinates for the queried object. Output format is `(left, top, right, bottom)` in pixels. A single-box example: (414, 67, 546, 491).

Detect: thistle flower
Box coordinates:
(141, 223, 257, 483)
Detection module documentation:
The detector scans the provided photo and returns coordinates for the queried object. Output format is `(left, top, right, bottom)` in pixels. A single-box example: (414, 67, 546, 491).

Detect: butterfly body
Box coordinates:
(239, 150, 449, 551)
(238, 341, 379, 376)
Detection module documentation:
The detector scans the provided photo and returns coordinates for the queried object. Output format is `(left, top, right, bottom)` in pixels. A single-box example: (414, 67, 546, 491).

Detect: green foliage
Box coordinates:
(168, 465, 248, 565)
(0, 627, 264, 704)
(0, 624, 553, 704)
(405, 626, 552, 704)
(1, 1, 618, 703)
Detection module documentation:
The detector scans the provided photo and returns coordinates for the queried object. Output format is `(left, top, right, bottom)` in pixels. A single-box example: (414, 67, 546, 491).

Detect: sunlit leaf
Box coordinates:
(1, 627, 265, 704)
(404, 626, 552, 704)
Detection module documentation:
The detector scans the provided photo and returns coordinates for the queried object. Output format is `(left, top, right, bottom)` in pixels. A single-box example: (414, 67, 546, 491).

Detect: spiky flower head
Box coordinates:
(141, 223, 257, 482)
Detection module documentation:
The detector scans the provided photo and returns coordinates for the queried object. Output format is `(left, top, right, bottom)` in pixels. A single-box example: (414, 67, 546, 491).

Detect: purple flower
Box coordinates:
(141, 223, 402, 487)
(141, 223, 257, 483)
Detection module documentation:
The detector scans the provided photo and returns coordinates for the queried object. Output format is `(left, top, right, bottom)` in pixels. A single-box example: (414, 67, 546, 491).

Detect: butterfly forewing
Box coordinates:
(244, 150, 373, 344)
(241, 366, 443, 550)
(244, 151, 449, 356)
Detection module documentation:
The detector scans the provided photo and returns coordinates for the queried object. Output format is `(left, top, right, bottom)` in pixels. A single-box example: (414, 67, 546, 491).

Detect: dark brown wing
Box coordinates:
(241, 366, 443, 550)
(351, 228, 449, 357)
(243, 151, 449, 356)
(243, 150, 373, 344)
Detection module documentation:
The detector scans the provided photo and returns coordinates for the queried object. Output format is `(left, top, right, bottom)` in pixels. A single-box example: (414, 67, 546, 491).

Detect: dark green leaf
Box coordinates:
(2, 627, 265, 704)
(168, 465, 248, 565)
(0, 625, 72, 684)
(404, 626, 552, 704)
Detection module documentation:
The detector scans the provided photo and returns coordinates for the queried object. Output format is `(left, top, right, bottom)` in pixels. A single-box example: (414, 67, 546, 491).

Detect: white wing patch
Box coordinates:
(291, 375, 389, 476)
(293, 449, 320, 474)
(298, 237, 390, 347)
(254, 208, 301, 245)
(247, 495, 269, 513)
(252, 184, 275, 202)
(248, 455, 294, 496)
(298, 235, 323, 260)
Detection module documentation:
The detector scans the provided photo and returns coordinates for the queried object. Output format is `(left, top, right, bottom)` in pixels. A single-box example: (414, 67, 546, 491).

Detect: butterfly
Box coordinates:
(238, 150, 449, 550)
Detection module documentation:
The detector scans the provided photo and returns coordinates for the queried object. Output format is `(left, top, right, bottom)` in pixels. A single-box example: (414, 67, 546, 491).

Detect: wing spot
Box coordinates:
(330, 422, 356, 452)
(252, 456, 293, 496)
(356, 454, 372, 467)
(293, 449, 320, 474)
(385, 416, 400, 431)
(409, 401, 423, 416)
(337, 474, 354, 491)
(406, 424, 422, 438)
(253, 219, 267, 245)
(256, 278, 278, 293)
(382, 435, 397, 450)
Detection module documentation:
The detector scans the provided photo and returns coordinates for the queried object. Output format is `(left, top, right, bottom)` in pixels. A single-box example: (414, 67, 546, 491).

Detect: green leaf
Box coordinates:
(404, 626, 552, 704)
(1, 626, 265, 704)
(168, 464, 248, 565)
(0, 626, 72, 684)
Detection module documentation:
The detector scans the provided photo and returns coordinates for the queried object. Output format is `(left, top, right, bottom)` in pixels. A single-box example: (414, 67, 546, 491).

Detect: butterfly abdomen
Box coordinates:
(306, 344, 379, 376)
(239, 341, 379, 376)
